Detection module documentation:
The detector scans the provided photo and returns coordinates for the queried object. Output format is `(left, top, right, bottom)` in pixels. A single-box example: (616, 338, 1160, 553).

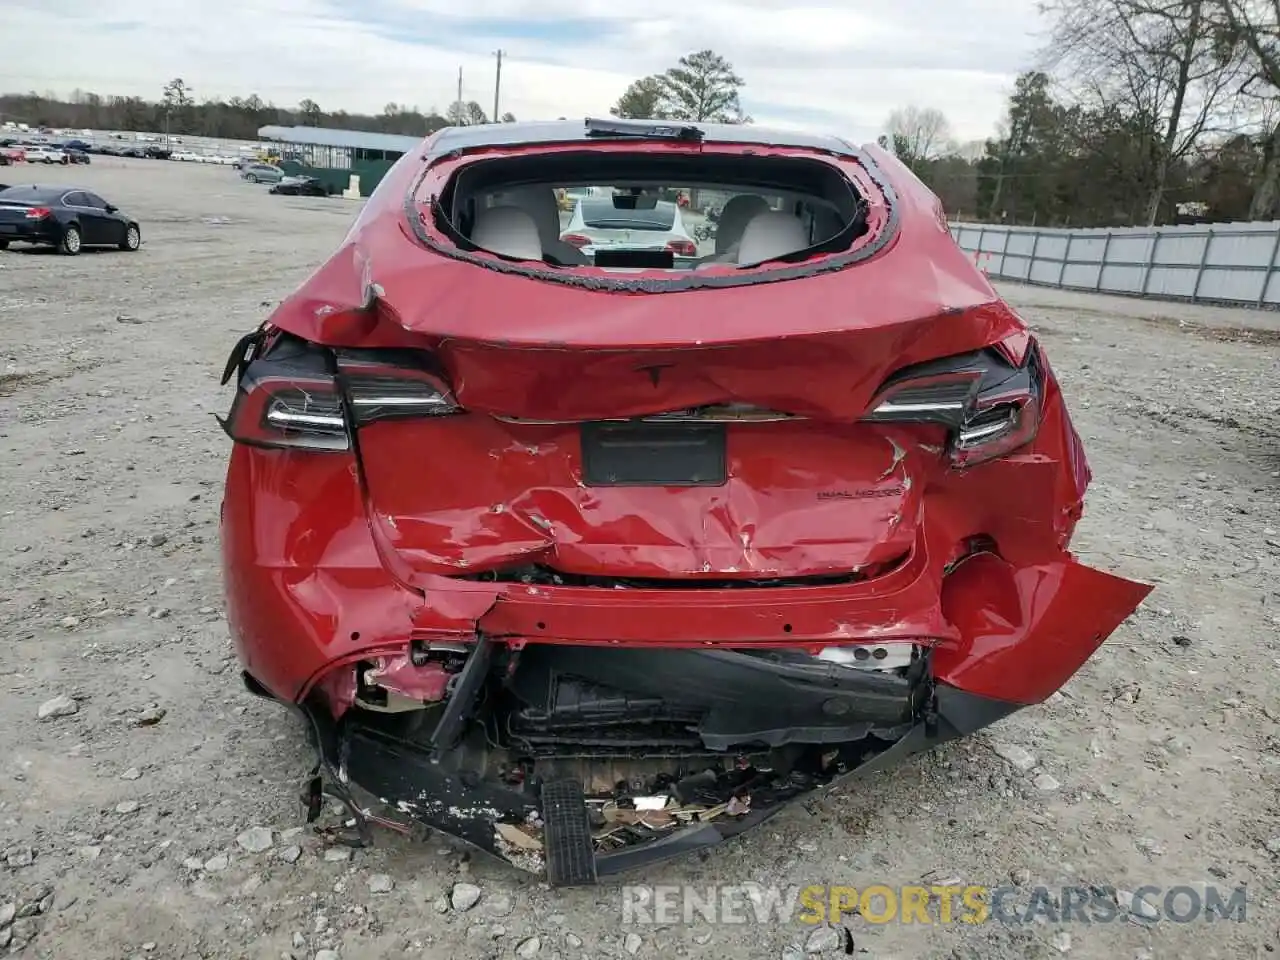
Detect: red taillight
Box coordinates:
(25, 207, 51, 220)
(862, 344, 1044, 469)
(223, 373, 350, 451)
(950, 384, 1041, 468)
(666, 238, 697, 257)
(221, 353, 461, 452)
(561, 233, 592, 249)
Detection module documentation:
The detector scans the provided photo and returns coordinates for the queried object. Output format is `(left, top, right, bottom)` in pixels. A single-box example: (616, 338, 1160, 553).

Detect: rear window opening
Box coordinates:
(424, 151, 872, 279)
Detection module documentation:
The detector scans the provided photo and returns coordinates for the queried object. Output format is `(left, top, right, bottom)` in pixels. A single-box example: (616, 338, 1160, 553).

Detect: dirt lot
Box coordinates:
(1, 158, 1278, 960)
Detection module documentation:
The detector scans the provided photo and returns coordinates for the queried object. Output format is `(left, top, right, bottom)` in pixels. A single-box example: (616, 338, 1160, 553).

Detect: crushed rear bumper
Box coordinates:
(255, 668, 1019, 884)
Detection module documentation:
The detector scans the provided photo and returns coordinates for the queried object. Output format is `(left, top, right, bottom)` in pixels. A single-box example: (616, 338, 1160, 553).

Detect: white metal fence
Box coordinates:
(949, 220, 1280, 308)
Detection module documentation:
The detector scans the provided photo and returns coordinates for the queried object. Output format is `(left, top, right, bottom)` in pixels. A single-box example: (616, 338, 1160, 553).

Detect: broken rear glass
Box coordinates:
(426, 150, 871, 276)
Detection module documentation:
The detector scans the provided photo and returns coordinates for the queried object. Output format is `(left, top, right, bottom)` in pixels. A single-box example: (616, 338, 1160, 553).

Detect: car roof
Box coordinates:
(427, 119, 860, 160)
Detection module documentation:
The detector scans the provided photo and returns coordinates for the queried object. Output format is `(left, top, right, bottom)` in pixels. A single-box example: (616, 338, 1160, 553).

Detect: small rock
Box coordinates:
(0, 928, 9, 950)
(236, 827, 274, 853)
(59, 616, 80, 629)
(278, 844, 302, 864)
(120, 767, 142, 781)
(804, 926, 841, 953)
(565, 933, 583, 948)
(145, 533, 168, 547)
(116, 800, 141, 815)
(314, 951, 339, 960)
(1134, 837, 1164, 855)
(1192, 471, 1210, 483)
(1010, 867, 1031, 886)
(991, 741, 1037, 772)
(1033, 773, 1061, 792)
(204, 853, 230, 872)
(483, 891, 514, 917)
(0, 902, 14, 927)
(8, 919, 36, 946)
(1052, 930, 1072, 953)
(322, 847, 351, 863)
(516, 936, 542, 958)
(782, 946, 805, 960)
(367, 874, 394, 894)
(182, 857, 204, 871)
(624, 932, 643, 955)
(433, 895, 449, 914)
(142, 943, 157, 952)
(1263, 837, 1280, 854)
(450, 882, 482, 912)
(1117, 889, 1159, 920)
(5, 847, 34, 868)
(77, 846, 101, 861)
(37, 695, 78, 720)
(128, 706, 166, 727)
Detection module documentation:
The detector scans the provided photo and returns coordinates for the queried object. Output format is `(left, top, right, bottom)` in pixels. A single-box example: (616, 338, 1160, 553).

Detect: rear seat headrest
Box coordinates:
(470, 205, 543, 261)
(714, 194, 771, 254)
(736, 211, 811, 266)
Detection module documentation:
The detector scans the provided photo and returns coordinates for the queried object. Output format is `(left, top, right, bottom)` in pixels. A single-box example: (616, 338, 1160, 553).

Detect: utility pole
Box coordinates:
(456, 66, 463, 114)
(493, 50, 504, 123)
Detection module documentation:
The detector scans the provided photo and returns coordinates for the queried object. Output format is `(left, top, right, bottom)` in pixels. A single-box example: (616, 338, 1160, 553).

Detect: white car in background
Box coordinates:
(21, 145, 67, 165)
(560, 196, 698, 260)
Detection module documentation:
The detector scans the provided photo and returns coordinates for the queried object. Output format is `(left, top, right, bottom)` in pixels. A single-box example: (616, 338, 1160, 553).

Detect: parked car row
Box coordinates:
(171, 152, 239, 164)
(0, 142, 91, 165)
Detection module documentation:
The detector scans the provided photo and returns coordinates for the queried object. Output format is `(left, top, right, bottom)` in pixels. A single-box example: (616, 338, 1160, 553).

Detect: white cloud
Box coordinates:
(3, 0, 1046, 143)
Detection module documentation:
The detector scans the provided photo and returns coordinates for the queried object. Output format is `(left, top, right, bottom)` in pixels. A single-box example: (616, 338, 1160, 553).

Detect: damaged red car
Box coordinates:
(218, 118, 1151, 884)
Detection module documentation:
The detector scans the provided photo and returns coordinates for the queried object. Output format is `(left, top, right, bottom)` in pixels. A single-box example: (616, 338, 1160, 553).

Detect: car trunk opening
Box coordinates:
(417, 148, 876, 282)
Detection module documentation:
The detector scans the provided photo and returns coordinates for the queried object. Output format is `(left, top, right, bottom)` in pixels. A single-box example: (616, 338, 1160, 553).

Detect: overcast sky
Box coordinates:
(4, 0, 1047, 144)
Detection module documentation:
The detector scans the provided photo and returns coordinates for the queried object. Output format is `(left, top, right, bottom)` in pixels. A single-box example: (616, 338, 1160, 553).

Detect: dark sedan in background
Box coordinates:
(269, 175, 330, 197)
(0, 185, 141, 255)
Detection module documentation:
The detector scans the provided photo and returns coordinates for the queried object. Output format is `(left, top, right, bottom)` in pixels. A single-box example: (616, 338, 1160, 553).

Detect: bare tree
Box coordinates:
(1214, 0, 1280, 216)
(298, 99, 322, 126)
(1041, 0, 1246, 224)
(884, 106, 954, 169)
(446, 101, 488, 125)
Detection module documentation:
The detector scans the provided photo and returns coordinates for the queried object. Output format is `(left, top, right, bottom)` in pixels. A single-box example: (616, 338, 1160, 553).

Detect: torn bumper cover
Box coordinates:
(241, 546, 1149, 885)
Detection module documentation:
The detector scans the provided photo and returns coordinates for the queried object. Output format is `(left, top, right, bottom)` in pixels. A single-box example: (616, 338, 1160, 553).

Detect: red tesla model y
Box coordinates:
(218, 118, 1151, 885)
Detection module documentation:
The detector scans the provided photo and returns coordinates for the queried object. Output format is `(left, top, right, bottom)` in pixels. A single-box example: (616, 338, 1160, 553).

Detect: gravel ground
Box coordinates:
(1, 159, 1278, 960)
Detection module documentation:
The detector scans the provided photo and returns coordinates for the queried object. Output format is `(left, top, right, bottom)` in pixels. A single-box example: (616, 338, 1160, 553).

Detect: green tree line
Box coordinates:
(0, 78, 512, 142)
